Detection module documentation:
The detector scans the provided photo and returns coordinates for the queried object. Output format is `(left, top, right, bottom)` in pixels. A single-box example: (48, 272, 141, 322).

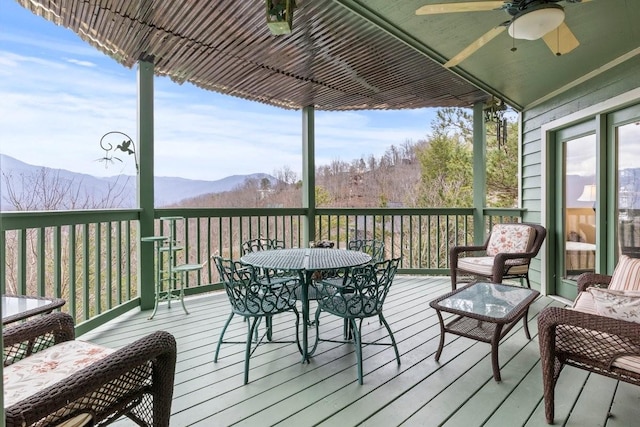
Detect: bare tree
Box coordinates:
(2, 168, 132, 210)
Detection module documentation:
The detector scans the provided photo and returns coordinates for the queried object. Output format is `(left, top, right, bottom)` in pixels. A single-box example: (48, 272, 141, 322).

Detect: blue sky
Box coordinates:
(0, 0, 439, 181)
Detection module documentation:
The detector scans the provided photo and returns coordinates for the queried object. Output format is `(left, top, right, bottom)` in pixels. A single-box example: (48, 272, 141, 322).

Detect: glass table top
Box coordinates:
(2, 295, 66, 324)
(434, 282, 538, 319)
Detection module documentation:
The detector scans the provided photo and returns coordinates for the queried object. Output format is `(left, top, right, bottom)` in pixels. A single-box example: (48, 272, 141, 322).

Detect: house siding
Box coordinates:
(521, 55, 640, 292)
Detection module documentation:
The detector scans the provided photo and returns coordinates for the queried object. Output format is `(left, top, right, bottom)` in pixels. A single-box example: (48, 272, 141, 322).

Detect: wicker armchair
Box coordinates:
(4, 312, 177, 427)
(449, 222, 547, 290)
(538, 272, 640, 424)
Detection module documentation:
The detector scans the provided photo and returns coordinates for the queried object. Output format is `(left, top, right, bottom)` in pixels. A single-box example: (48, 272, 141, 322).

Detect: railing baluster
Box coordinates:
(54, 226, 62, 299)
(116, 221, 122, 305)
(37, 227, 45, 296)
(82, 223, 90, 321)
(106, 221, 112, 310)
(94, 222, 101, 316)
(69, 225, 77, 321)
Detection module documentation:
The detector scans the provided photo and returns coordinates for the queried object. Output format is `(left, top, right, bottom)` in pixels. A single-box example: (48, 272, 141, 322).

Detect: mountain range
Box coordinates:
(0, 154, 275, 210)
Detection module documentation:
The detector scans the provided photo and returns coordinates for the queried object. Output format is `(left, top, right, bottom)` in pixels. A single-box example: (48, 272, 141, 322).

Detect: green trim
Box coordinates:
(138, 59, 155, 310)
(473, 102, 486, 245)
(75, 298, 141, 336)
(607, 104, 640, 272)
(551, 120, 597, 298)
(183, 283, 224, 296)
(154, 207, 307, 218)
(0, 209, 139, 231)
(302, 106, 315, 247)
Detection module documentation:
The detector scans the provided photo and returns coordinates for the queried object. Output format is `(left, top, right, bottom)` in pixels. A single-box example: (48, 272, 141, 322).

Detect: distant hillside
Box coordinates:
(0, 154, 276, 210)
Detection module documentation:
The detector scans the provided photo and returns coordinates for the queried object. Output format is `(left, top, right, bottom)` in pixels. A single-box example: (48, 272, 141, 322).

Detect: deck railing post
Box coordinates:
(473, 102, 487, 245)
(302, 106, 315, 247)
(138, 57, 156, 310)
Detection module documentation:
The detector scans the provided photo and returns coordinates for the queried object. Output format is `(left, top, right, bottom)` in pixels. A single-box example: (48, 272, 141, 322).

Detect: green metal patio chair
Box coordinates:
(314, 258, 401, 384)
(320, 239, 385, 287)
(213, 256, 300, 384)
(320, 239, 385, 338)
(241, 237, 285, 254)
(241, 237, 292, 285)
(241, 237, 298, 338)
(348, 239, 385, 263)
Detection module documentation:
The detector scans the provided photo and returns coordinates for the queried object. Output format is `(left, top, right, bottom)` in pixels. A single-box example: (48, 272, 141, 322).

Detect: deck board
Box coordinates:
(80, 276, 639, 426)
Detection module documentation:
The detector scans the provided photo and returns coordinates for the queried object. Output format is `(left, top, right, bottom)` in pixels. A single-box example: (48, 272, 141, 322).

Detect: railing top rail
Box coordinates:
(0, 209, 141, 230)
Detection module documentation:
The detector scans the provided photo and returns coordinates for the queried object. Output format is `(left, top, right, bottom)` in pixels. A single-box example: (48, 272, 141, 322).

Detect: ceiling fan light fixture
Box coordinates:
(507, 4, 565, 41)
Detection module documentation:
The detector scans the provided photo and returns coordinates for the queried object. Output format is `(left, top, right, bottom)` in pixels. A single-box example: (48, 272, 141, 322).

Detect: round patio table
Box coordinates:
(241, 248, 371, 362)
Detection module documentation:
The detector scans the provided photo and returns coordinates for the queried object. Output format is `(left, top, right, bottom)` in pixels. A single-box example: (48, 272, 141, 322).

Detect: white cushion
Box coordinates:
(458, 256, 529, 276)
(486, 224, 534, 256)
(571, 290, 640, 374)
(571, 290, 598, 314)
(609, 255, 640, 291)
(588, 288, 640, 323)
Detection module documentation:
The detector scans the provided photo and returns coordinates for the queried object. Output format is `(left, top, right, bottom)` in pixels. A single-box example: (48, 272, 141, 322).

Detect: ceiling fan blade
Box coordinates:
(444, 26, 506, 68)
(416, 1, 505, 15)
(542, 22, 580, 56)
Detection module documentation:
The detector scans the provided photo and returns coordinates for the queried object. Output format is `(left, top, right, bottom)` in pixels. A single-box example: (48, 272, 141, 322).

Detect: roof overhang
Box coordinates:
(17, 0, 492, 111)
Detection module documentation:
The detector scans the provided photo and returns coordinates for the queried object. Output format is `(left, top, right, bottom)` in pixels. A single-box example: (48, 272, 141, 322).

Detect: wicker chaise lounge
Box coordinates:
(3, 312, 177, 427)
(538, 256, 640, 424)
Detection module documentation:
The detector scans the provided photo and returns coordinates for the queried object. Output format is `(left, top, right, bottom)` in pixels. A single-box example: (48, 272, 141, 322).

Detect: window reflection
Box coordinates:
(617, 122, 640, 258)
(564, 134, 597, 279)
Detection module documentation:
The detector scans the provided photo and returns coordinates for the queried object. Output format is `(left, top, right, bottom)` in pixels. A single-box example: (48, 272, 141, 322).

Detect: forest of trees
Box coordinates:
(186, 107, 519, 210)
(1, 107, 518, 212)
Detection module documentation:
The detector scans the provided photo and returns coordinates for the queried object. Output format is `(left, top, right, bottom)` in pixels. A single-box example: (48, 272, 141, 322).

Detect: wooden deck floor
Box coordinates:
(81, 276, 639, 426)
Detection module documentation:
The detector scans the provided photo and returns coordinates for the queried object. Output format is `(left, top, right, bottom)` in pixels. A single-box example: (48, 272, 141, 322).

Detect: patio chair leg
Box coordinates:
(380, 313, 401, 365)
(251, 317, 263, 342)
(214, 312, 235, 362)
(266, 315, 273, 341)
(351, 318, 364, 385)
(293, 306, 301, 355)
(343, 318, 353, 340)
(245, 317, 260, 384)
(307, 305, 320, 356)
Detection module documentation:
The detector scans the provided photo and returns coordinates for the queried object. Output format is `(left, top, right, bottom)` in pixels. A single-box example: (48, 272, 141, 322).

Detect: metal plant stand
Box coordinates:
(143, 216, 191, 320)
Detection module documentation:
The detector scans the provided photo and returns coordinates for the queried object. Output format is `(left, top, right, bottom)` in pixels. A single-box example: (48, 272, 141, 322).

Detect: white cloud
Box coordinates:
(0, 5, 436, 181)
(66, 58, 97, 67)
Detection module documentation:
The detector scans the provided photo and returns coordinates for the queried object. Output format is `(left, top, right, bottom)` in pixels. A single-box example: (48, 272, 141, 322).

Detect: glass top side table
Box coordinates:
(2, 294, 66, 325)
(429, 282, 539, 381)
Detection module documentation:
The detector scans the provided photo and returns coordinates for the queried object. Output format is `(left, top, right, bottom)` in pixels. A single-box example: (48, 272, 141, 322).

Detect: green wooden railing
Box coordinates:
(1, 209, 141, 332)
(1, 207, 523, 330)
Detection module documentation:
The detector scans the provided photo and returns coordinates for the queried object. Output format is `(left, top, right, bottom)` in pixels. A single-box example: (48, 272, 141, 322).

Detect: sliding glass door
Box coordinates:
(555, 123, 596, 299)
(610, 105, 640, 265)
(552, 104, 640, 300)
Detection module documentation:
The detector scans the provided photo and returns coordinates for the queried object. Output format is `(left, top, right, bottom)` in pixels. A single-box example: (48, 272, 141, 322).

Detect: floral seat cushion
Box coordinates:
(485, 224, 535, 256)
(4, 340, 114, 409)
(4, 339, 153, 426)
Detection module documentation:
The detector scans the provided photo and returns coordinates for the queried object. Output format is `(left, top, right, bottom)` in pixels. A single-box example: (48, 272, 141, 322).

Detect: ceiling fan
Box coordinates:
(416, 0, 594, 68)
